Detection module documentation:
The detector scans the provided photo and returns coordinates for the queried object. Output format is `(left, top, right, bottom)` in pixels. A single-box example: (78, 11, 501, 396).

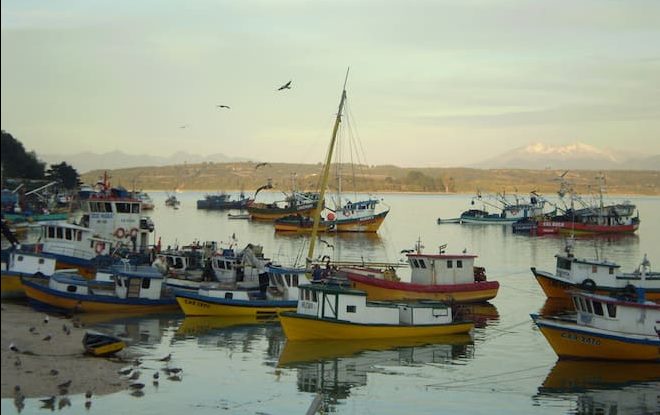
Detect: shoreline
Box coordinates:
(1, 302, 132, 399)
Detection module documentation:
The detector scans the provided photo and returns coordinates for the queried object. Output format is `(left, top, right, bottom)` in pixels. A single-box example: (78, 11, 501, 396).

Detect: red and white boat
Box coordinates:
(342, 239, 499, 303)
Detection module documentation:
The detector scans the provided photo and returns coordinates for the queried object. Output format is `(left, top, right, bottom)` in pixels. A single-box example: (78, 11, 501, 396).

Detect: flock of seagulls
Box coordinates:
(117, 351, 182, 398)
(180, 79, 293, 128)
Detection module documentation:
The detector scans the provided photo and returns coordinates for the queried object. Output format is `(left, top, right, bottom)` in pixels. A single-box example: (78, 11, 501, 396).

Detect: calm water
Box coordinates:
(3, 192, 660, 414)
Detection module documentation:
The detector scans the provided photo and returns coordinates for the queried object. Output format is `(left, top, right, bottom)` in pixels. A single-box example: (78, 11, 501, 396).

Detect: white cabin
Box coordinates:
(5, 251, 59, 276)
(571, 291, 659, 337)
(296, 284, 454, 326)
(40, 222, 113, 260)
(112, 266, 167, 300)
(408, 254, 477, 285)
(554, 252, 660, 290)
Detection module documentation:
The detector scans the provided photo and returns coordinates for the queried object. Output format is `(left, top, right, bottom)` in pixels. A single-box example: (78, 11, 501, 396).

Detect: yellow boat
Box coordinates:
(279, 283, 474, 341)
(83, 331, 126, 357)
(21, 267, 179, 313)
(531, 291, 660, 361)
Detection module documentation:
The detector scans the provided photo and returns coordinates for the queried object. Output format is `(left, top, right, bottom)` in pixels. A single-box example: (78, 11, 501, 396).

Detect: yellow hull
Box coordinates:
(334, 213, 387, 233)
(175, 296, 296, 317)
(86, 341, 126, 357)
(350, 280, 499, 303)
(279, 313, 474, 341)
(536, 323, 660, 361)
(273, 222, 334, 233)
(22, 284, 178, 313)
(248, 207, 316, 222)
(534, 273, 660, 301)
(1, 274, 25, 299)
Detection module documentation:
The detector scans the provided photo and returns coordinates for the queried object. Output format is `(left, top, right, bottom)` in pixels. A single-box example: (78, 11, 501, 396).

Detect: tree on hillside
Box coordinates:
(1, 130, 46, 179)
(46, 162, 80, 189)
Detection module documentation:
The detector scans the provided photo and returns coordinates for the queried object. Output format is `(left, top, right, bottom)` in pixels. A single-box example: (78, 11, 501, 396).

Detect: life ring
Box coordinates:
(129, 228, 139, 238)
(343, 210, 350, 217)
(114, 228, 126, 238)
(580, 279, 596, 291)
(95, 242, 105, 254)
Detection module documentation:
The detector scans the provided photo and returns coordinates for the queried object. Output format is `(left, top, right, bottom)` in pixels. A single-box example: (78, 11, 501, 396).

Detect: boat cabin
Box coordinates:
(6, 251, 59, 276)
(555, 253, 620, 286)
(571, 291, 659, 337)
(407, 254, 478, 285)
(112, 266, 167, 300)
(266, 265, 307, 300)
(296, 284, 454, 326)
(41, 222, 113, 259)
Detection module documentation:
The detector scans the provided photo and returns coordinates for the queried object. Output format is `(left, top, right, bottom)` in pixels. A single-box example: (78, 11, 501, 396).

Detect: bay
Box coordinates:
(3, 191, 659, 414)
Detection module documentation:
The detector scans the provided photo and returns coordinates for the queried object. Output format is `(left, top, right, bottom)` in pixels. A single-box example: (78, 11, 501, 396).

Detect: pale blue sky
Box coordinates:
(2, 0, 659, 167)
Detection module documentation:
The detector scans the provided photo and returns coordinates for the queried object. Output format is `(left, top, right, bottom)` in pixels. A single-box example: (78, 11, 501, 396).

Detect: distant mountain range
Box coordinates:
(475, 142, 659, 171)
(41, 151, 251, 173)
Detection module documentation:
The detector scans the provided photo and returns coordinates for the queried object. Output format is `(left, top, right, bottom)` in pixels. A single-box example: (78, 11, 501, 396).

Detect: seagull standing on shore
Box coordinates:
(9, 342, 19, 352)
(44, 315, 49, 324)
(159, 353, 172, 362)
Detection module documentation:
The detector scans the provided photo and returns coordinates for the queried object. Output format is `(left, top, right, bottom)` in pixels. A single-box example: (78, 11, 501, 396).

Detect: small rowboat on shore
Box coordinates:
(83, 331, 126, 356)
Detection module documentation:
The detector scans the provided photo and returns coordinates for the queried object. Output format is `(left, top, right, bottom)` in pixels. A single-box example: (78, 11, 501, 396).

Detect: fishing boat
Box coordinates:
(83, 331, 126, 356)
(1, 251, 77, 299)
(279, 282, 474, 341)
(165, 194, 180, 208)
(342, 239, 499, 303)
(131, 191, 154, 210)
(534, 174, 640, 235)
(20, 264, 178, 313)
(154, 242, 270, 292)
(531, 290, 660, 361)
(531, 243, 659, 301)
(174, 265, 306, 317)
(247, 190, 321, 221)
(196, 192, 253, 210)
(227, 213, 251, 220)
(273, 214, 336, 233)
(437, 191, 549, 225)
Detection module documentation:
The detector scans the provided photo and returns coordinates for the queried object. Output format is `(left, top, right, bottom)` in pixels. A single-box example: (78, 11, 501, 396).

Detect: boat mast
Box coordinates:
(307, 68, 350, 267)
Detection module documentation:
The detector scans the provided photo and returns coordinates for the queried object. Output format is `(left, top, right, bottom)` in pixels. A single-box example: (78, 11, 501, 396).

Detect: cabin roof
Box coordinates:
(407, 254, 477, 259)
(557, 255, 620, 268)
(111, 266, 164, 279)
(268, 265, 306, 274)
(299, 283, 366, 296)
(52, 273, 88, 285)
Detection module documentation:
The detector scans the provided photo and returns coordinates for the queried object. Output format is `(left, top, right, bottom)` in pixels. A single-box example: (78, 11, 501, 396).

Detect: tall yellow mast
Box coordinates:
(306, 68, 350, 267)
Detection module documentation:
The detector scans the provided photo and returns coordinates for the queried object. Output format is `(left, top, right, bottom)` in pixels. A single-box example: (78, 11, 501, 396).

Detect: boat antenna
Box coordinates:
(306, 67, 350, 268)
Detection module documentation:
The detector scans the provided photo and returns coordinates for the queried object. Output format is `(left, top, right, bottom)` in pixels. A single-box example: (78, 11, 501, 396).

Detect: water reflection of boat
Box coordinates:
(536, 360, 660, 414)
(175, 315, 278, 336)
(278, 334, 473, 366)
(78, 313, 179, 345)
(456, 302, 500, 328)
(538, 297, 574, 317)
(278, 335, 474, 411)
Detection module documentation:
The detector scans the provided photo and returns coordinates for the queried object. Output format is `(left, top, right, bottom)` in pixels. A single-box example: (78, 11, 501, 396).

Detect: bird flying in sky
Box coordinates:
(255, 162, 271, 170)
(277, 80, 292, 91)
(216, 105, 230, 109)
(179, 124, 189, 129)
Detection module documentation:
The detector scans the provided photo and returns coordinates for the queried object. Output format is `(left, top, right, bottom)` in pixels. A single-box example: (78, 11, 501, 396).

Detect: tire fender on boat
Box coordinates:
(580, 279, 596, 291)
(114, 228, 126, 238)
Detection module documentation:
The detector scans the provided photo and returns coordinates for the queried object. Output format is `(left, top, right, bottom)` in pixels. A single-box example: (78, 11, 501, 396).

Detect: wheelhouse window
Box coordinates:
(285, 274, 291, 286)
(311, 291, 317, 302)
(292, 274, 299, 286)
(411, 259, 419, 268)
(585, 299, 593, 314)
(56, 227, 63, 239)
(346, 305, 356, 313)
(116, 203, 131, 213)
(131, 204, 140, 213)
(418, 260, 426, 269)
(447, 260, 453, 269)
(592, 301, 604, 316)
(38, 258, 44, 264)
(224, 292, 233, 299)
(104, 203, 113, 213)
(66, 285, 77, 293)
(141, 278, 151, 289)
(65, 228, 72, 240)
(457, 260, 463, 268)
(609, 268, 614, 275)
(557, 258, 572, 270)
(606, 303, 617, 318)
(48, 227, 55, 238)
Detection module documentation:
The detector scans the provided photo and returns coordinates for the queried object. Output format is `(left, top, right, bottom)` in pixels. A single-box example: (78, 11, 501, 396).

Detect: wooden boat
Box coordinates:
(343, 239, 499, 303)
(437, 192, 549, 225)
(531, 290, 660, 361)
(531, 244, 659, 301)
(535, 174, 640, 235)
(197, 192, 253, 210)
(247, 191, 321, 221)
(275, 200, 389, 233)
(83, 331, 126, 356)
(279, 283, 474, 341)
(21, 265, 178, 313)
(273, 214, 335, 233)
(174, 265, 307, 317)
(227, 213, 251, 220)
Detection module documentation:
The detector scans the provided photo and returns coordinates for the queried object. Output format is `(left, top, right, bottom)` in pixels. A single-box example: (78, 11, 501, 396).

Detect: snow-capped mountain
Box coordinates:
(476, 142, 659, 170)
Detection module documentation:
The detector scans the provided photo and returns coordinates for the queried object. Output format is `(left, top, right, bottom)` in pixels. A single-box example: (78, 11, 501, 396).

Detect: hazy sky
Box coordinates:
(2, 0, 659, 167)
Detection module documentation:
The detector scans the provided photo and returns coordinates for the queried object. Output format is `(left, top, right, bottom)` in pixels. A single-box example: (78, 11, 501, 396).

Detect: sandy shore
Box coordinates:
(1, 302, 132, 399)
